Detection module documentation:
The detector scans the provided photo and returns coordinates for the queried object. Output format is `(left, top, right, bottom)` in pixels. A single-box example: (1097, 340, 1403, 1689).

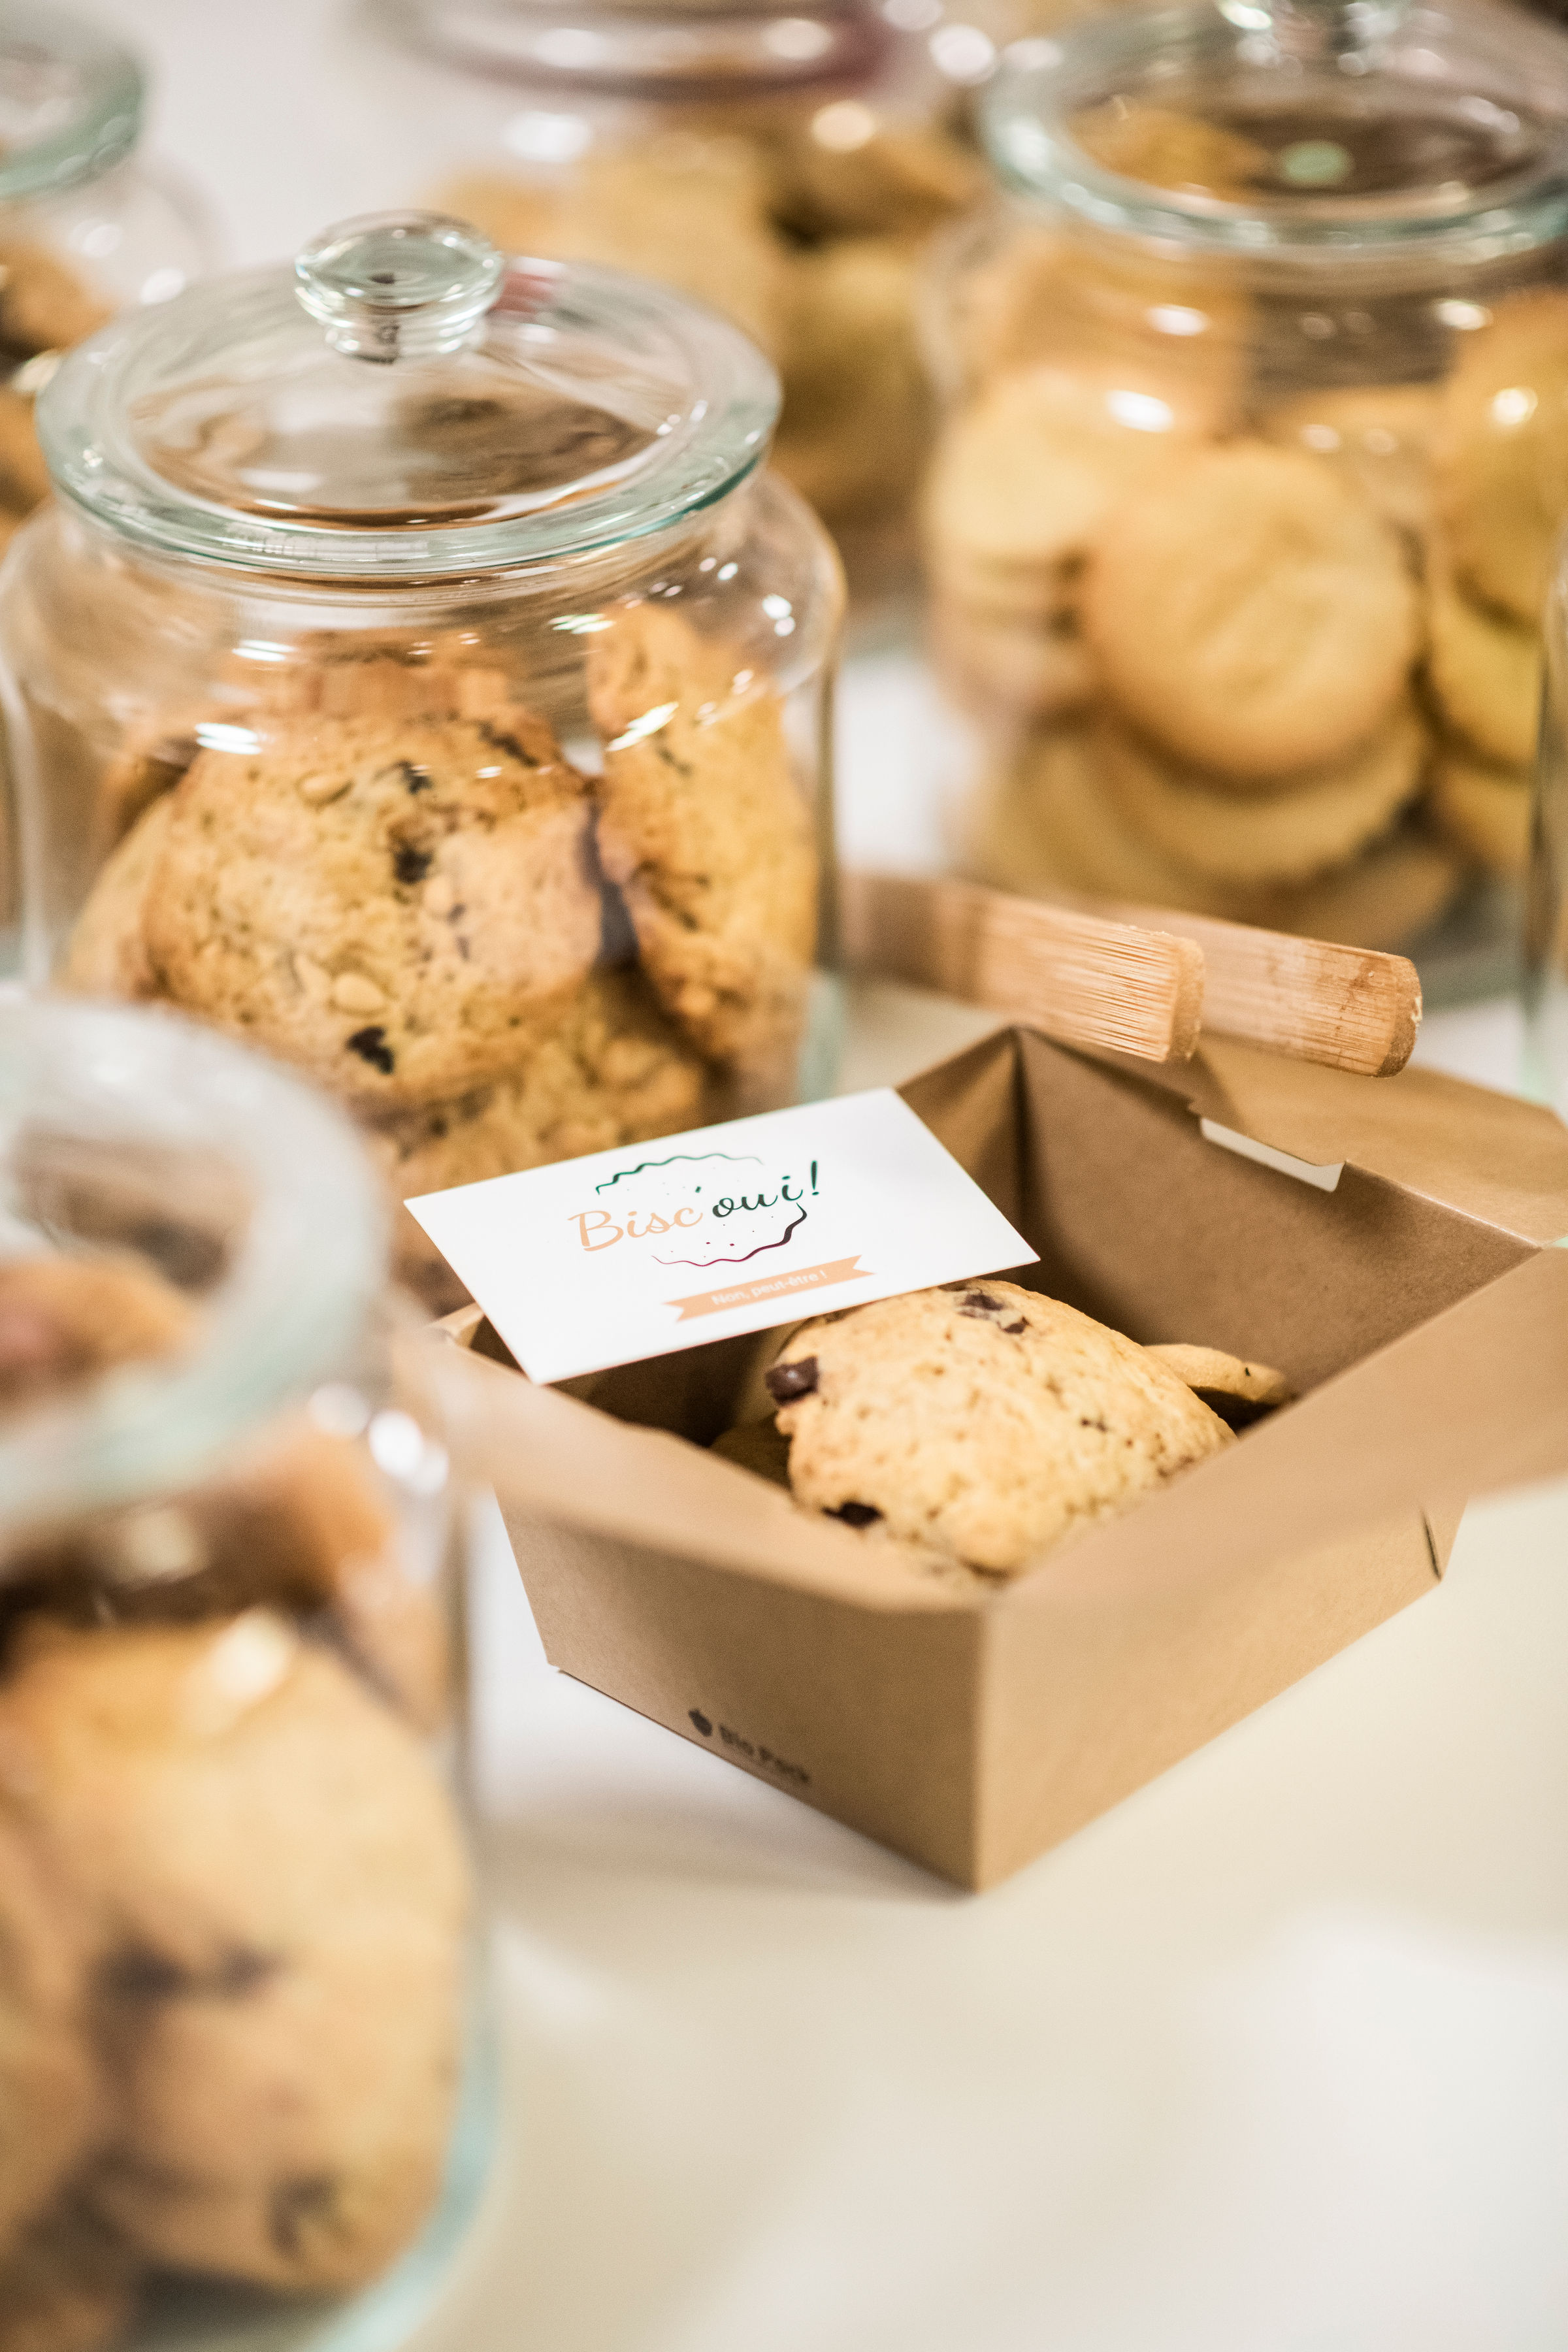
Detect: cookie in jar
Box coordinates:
(0, 996, 485, 2352)
(923, 0, 1568, 995)
(0, 2, 213, 551)
(341, 0, 990, 609)
(3, 212, 842, 1309)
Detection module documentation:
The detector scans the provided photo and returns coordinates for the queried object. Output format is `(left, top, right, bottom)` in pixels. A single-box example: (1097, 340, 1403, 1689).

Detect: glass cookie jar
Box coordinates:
(0, 994, 490, 2352)
(340, 0, 995, 608)
(924, 0, 1568, 998)
(2, 210, 843, 1311)
(0, 0, 213, 540)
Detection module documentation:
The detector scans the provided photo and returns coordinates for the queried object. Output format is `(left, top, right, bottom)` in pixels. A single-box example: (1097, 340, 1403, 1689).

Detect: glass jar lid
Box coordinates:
(370, 0, 893, 100)
(983, 0, 1568, 265)
(36, 208, 781, 580)
(0, 0, 142, 204)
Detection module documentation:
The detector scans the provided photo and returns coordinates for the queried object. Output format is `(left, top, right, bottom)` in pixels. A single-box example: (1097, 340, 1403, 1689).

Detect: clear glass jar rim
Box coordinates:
(368, 0, 894, 98)
(0, 1, 143, 204)
(982, 1, 1568, 267)
(0, 998, 386, 1542)
(35, 251, 780, 583)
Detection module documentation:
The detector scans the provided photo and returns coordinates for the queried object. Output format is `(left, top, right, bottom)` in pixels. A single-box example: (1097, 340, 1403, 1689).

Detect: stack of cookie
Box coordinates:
(926, 271, 1564, 947)
(444, 119, 985, 585)
(0, 1254, 470, 2350)
(715, 1279, 1291, 1585)
(64, 606, 818, 1308)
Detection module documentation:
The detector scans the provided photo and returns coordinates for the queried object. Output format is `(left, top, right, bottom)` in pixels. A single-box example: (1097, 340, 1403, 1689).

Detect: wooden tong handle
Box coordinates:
(1079, 898, 1422, 1079)
(839, 871, 1204, 1064)
(841, 870, 1423, 1079)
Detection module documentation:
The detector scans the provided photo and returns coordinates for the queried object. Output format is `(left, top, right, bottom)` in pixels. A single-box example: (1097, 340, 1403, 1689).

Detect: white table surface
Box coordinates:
(90, 9, 1568, 2340)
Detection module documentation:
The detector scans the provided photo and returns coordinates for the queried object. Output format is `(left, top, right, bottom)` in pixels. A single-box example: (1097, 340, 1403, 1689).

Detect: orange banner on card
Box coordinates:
(665, 1255, 870, 1323)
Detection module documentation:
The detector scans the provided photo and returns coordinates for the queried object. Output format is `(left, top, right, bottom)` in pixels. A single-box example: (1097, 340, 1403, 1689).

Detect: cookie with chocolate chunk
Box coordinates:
(373, 967, 708, 1309)
(0, 1618, 469, 2295)
(767, 1280, 1232, 1576)
(587, 606, 817, 1094)
(143, 706, 599, 1107)
(62, 792, 174, 1002)
(0, 2196, 138, 2352)
(0, 1823, 103, 2266)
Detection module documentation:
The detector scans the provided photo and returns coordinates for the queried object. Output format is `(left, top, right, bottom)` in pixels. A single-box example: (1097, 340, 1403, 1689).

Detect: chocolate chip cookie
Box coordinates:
(143, 704, 600, 1107)
(766, 1281, 1232, 1576)
(587, 606, 817, 1091)
(61, 794, 174, 1003)
(374, 966, 709, 1307)
(0, 1616, 470, 2295)
(0, 1823, 102, 2265)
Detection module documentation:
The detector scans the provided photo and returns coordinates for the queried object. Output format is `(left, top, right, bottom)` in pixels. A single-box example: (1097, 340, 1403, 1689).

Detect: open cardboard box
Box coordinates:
(442, 1022, 1568, 1889)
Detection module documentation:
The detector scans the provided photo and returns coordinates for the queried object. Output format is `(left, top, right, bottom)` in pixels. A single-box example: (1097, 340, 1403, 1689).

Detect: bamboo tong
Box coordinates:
(840, 870, 1423, 1078)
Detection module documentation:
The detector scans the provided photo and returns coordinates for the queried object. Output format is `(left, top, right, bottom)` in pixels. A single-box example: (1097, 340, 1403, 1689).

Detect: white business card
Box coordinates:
(405, 1088, 1037, 1385)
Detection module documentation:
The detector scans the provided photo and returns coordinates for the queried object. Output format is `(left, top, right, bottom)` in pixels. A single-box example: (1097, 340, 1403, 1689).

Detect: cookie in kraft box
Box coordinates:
(433, 1022, 1568, 1888)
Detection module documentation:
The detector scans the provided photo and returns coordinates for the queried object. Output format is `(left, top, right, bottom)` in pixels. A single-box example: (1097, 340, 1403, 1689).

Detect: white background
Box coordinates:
(97, 9, 1567, 2342)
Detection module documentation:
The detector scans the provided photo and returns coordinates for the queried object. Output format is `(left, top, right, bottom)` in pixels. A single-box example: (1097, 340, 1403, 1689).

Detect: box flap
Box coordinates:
(447, 1343, 972, 1616)
(997, 1248, 1568, 1618)
(1085, 1034, 1568, 1247)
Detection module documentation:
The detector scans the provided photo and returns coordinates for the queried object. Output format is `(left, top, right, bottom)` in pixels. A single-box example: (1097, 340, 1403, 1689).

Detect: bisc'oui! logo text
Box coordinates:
(570, 1160, 818, 1252)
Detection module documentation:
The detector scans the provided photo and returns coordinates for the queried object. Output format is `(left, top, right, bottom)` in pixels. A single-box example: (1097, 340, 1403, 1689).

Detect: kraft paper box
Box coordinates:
(440, 1022, 1568, 1890)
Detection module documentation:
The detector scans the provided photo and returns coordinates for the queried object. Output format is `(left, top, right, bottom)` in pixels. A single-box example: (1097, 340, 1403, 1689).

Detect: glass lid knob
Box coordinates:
(294, 212, 505, 363)
(1218, 0, 1407, 65)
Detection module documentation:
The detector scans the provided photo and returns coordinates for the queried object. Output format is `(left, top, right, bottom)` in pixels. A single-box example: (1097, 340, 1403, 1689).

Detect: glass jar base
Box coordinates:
(120, 1987, 500, 2352)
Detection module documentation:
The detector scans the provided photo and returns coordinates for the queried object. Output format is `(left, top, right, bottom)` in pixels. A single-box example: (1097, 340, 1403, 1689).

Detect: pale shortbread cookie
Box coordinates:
(1083, 443, 1421, 779)
(441, 137, 788, 357)
(1278, 828, 1463, 946)
(967, 727, 1462, 947)
(1097, 703, 1426, 883)
(766, 1279, 1232, 1576)
(764, 119, 985, 240)
(946, 220, 1246, 416)
(964, 727, 1247, 917)
(931, 597, 1098, 723)
(1433, 287, 1568, 625)
(773, 238, 928, 523)
(587, 604, 817, 1087)
(1262, 384, 1439, 544)
(0, 1618, 469, 2296)
(1145, 1343, 1294, 1429)
(925, 364, 1201, 584)
(932, 544, 1084, 627)
(1428, 751, 1533, 877)
(372, 968, 708, 1308)
(1426, 556, 1542, 770)
(142, 704, 599, 1108)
